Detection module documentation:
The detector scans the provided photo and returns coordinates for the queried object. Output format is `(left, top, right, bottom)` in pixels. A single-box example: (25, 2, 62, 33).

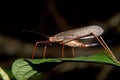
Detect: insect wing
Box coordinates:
(54, 25, 103, 38)
(54, 25, 104, 43)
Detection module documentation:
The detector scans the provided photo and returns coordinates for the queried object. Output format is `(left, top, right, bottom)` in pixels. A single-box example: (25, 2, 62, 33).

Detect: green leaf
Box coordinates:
(0, 67, 10, 80)
(12, 52, 120, 80)
(12, 59, 38, 80)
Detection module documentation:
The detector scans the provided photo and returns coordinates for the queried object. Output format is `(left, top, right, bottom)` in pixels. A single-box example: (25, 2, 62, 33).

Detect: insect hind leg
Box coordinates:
(91, 33, 119, 63)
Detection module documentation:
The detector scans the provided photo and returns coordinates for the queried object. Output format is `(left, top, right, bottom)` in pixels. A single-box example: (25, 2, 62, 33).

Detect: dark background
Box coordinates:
(0, 0, 120, 80)
(0, 1, 120, 41)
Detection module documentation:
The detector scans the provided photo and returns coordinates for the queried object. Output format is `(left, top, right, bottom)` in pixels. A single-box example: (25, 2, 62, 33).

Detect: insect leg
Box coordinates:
(72, 48, 75, 57)
(60, 41, 76, 58)
(43, 43, 47, 58)
(92, 33, 119, 63)
(32, 41, 48, 59)
(62, 42, 64, 58)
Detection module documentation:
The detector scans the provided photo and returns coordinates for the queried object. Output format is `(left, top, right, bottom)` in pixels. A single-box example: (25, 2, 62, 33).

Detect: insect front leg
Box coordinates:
(91, 33, 119, 63)
(32, 41, 48, 59)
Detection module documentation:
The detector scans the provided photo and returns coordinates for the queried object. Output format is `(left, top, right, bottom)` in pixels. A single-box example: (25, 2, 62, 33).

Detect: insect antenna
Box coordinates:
(22, 30, 52, 45)
(22, 30, 50, 39)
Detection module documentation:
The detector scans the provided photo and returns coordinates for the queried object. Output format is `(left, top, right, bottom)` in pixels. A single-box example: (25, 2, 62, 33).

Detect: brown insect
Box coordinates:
(32, 25, 119, 63)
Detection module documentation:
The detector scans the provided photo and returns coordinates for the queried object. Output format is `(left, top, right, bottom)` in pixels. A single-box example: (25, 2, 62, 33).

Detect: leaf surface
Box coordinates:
(12, 52, 120, 80)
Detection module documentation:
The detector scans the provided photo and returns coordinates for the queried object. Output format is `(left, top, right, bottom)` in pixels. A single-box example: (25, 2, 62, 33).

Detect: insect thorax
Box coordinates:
(49, 36, 63, 42)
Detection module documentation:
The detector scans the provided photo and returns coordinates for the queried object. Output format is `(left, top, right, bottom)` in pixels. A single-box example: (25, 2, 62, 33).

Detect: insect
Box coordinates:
(32, 25, 119, 63)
